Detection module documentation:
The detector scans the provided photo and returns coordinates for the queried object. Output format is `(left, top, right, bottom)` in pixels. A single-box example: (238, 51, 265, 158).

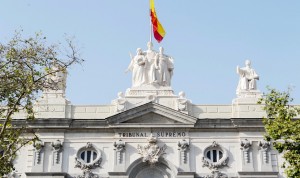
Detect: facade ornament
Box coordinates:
(33, 140, 44, 164)
(114, 139, 126, 164)
(202, 141, 229, 170)
(240, 139, 252, 163)
(75, 143, 102, 178)
(51, 140, 63, 164)
(259, 140, 271, 163)
(177, 91, 190, 112)
(178, 139, 189, 164)
(236, 60, 259, 95)
(115, 92, 127, 112)
(126, 43, 174, 88)
(204, 170, 228, 178)
(137, 134, 167, 165)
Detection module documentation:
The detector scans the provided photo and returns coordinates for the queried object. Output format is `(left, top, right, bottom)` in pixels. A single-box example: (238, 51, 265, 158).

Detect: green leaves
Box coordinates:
(260, 88, 300, 177)
(0, 31, 82, 176)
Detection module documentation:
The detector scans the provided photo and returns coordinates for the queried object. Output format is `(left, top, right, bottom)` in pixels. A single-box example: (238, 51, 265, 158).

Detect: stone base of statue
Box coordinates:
(233, 90, 262, 104)
(37, 90, 70, 105)
(112, 85, 192, 114)
(125, 85, 175, 97)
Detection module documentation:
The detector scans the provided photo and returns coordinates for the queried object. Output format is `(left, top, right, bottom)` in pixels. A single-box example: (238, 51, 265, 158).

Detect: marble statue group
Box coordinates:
(126, 42, 174, 87)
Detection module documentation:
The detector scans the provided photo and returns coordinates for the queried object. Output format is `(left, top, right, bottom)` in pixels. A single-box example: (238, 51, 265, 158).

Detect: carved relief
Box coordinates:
(137, 134, 167, 165)
(178, 139, 189, 164)
(75, 142, 102, 178)
(204, 170, 228, 178)
(33, 140, 44, 164)
(202, 141, 229, 170)
(259, 140, 271, 163)
(51, 140, 62, 164)
(114, 139, 125, 164)
(240, 139, 252, 163)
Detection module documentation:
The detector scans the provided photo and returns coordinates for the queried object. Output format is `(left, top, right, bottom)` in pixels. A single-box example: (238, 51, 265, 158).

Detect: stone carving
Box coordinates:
(144, 42, 159, 84)
(137, 134, 167, 165)
(178, 139, 189, 164)
(178, 139, 189, 151)
(33, 140, 44, 164)
(202, 141, 229, 170)
(204, 170, 228, 178)
(259, 140, 271, 163)
(76, 170, 99, 178)
(156, 47, 174, 87)
(240, 139, 252, 163)
(177, 91, 190, 112)
(114, 139, 125, 164)
(46, 62, 67, 92)
(126, 48, 147, 87)
(51, 140, 63, 164)
(115, 92, 127, 112)
(236, 60, 259, 94)
(75, 142, 102, 178)
(126, 43, 174, 87)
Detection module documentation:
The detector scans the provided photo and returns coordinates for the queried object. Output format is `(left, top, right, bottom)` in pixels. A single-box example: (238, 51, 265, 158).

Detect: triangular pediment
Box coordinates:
(106, 102, 197, 128)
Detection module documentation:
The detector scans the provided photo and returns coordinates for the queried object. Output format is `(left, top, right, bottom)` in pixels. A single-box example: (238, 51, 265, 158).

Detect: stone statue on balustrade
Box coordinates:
(45, 62, 67, 93)
(126, 48, 147, 87)
(236, 60, 259, 94)
(155, 47, 174, 87)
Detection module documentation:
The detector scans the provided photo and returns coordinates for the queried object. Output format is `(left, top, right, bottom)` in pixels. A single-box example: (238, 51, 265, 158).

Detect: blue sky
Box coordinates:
(1, 0, 300, 104)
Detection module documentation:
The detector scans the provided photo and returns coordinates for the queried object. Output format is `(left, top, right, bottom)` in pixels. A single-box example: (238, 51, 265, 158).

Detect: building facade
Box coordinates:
(10, 45, 286, 178)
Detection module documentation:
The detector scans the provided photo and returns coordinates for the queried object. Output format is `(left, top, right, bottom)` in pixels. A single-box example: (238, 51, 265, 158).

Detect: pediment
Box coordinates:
(106, 102, 197, 128)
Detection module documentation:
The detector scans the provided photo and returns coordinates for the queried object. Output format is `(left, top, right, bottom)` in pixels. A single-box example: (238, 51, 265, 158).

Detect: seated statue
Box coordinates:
(236, 60, 259, 94)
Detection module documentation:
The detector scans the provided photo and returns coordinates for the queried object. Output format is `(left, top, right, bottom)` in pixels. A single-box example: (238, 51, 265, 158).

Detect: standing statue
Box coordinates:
(126, 48, 147, 87)
(236, 60, 259, 93)
(144, 42, 158, 84)
(156, 47, 174, 86)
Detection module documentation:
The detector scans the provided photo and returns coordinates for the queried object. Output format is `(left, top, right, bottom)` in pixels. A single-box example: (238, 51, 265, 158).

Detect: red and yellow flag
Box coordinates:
(150, 0, 166, 43)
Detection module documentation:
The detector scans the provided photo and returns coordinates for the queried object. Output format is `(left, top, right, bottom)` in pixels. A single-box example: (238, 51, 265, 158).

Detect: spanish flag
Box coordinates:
(150, 0, 166, 43)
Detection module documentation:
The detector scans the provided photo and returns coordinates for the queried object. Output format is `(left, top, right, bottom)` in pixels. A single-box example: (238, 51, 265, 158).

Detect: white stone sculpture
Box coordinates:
(156, 47, 174, 86)
(137, 134, 167, 165)
(144, 42, 159, 84)
(177, 91, 190, 112)
(236, 60, 259, 94)
(33, 140, 44, 164)
(46, 62, 67, 92)
(115, 92, 127, 112)
(126, 48, 147, 87)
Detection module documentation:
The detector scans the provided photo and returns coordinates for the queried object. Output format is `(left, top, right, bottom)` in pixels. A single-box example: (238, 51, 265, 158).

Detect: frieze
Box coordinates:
(118, 131, 186, 138)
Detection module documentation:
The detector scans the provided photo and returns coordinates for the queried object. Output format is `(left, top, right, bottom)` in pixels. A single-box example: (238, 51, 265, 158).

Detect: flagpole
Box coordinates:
(149, 1, 153, 43)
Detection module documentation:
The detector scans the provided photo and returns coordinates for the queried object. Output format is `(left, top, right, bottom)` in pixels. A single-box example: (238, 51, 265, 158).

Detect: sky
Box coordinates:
(1, 0, 300, 105)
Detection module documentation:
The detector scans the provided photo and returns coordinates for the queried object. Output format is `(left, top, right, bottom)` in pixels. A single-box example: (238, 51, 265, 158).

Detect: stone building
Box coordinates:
(10, 44, 286, 178)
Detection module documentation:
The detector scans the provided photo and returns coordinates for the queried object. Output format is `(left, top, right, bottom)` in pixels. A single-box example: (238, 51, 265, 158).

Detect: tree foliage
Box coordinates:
(259, 88, 300, 177)
(0, 31, 82, 176)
